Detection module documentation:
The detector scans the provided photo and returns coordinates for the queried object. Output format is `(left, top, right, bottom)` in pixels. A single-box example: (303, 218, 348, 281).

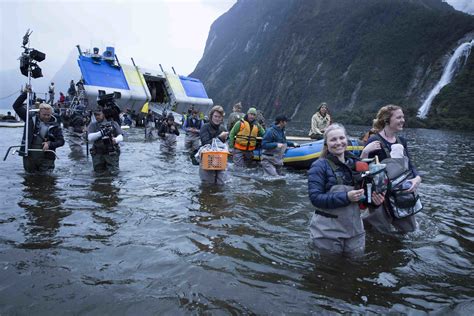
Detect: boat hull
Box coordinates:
(0, 121, 25, 128)
(253, 139, 363, 169)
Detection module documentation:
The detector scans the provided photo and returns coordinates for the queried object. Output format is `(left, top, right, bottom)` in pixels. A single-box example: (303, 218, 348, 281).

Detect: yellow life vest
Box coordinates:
(235, 120, 259, 151)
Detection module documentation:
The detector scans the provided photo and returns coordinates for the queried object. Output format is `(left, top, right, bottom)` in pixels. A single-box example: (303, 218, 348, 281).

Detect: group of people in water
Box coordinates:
(11, 87, 422, 256)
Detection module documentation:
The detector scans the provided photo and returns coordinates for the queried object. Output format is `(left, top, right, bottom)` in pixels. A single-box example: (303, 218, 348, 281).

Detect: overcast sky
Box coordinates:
(0, 0, 236, 77)
(0, 0, 472, 80)
(444, 0, 474, 14)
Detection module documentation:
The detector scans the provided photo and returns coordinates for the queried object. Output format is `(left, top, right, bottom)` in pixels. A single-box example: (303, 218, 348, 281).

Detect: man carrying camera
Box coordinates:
(13, 87, 65, 173)
(87, 108, 123, 173)
(68, 105, 87, 154)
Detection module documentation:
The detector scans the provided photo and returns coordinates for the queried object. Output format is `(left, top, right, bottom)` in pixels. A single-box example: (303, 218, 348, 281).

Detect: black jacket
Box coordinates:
(13, 92, 64, 158)
(158, 122, 180, 138)
(200, 122, 226, 146)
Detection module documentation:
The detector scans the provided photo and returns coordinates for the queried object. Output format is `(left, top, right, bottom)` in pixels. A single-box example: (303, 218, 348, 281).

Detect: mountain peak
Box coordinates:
(191, 0, 474, 129)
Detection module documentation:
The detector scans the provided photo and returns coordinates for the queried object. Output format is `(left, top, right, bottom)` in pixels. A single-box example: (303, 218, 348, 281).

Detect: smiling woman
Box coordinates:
(361, 104, 423, 234)
(307, 123, 384, 256)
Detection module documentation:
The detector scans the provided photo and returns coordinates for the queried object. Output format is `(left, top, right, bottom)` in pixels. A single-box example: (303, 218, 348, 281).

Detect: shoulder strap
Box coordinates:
(326, 159, 343, 185)
(376, 134, 407, 158)
(239, 119, 246, 130)
(375, 133, 391, 158)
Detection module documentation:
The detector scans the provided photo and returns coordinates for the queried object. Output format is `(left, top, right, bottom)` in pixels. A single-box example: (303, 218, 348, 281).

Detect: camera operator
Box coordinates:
(68, 105, 87, 153)
(87, 108, 123, 173)
(13, 86, 65, 173)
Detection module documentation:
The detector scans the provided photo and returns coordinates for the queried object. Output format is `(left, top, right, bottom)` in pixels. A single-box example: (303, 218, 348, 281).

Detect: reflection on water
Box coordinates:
(90, 176, 121, 210)
(18, 174, 69, 249)
(0, 125, 473, 314)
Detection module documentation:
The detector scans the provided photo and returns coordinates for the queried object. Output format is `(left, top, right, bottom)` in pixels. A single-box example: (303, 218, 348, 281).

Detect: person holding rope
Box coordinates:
(12, 86, 64, 172)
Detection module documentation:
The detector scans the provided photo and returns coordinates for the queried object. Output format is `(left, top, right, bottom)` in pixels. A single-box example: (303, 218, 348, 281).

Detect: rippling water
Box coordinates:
(1, 124, 473, 314)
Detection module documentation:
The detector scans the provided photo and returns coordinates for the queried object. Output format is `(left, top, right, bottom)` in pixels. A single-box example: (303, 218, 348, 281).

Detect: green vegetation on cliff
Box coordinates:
(427, 52, 474, 129)
(192, 0, 474, 130)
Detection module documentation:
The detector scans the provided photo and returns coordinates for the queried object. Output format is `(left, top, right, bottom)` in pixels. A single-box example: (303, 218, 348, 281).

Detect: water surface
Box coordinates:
(0, 124, 473, 314)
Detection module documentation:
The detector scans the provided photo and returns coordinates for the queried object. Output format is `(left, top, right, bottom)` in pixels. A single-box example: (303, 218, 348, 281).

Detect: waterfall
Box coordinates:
(417, 39, 474, 118)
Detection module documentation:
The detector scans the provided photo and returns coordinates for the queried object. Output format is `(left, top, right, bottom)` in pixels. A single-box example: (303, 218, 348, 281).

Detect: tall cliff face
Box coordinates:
(191, 0, 474, 128)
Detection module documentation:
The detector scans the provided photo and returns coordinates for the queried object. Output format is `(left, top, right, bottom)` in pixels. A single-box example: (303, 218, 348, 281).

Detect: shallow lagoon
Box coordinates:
(0, 124, 473, 314)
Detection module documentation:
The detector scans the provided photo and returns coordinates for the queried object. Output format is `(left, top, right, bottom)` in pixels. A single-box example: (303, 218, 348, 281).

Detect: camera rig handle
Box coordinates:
(3, 146, 59, 161)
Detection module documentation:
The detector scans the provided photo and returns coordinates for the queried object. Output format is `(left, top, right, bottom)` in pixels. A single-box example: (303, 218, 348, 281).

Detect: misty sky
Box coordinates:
(0, 0, 236, 77)
(444, 0, 474, 14)
(0, 0, 472, 84)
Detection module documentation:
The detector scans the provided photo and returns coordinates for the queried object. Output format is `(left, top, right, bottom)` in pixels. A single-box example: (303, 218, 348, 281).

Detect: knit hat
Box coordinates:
(247, 107, 257, 115)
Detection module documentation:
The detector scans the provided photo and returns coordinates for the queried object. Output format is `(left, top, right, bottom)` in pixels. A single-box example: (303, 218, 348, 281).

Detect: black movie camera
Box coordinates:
(100, 122, 114, 138)
(19, 29, 46, 79)
(99, 122, 117, 155)
(97, 91, 122, 124)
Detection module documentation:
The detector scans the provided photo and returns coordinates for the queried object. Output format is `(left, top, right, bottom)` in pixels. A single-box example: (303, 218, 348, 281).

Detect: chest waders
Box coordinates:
(310, 184, 365, 255)
(363, 135, 417, 234)
(261, 144, 287, 176)
(160, 133, 177, 152)
(22, 118, 56, 172)
(309, 160, 365, 255)
(29, 119, 56, 159)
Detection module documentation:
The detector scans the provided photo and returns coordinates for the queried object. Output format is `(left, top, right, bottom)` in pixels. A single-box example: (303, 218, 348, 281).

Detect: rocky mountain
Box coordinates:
(191, 0, 474, 129)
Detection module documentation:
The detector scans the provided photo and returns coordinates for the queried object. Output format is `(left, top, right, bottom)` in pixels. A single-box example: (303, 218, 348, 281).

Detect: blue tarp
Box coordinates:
(179, 75, 209, 99)
(78, 56, 130, 90)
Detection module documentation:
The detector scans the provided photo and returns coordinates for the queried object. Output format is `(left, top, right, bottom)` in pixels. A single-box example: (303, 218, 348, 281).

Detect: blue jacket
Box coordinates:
(308, 153, 358, 209)
(261, 124, 295, 149)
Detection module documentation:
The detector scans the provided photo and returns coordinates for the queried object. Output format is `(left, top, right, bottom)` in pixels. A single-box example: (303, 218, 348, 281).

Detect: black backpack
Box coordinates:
(386, 169, 423, 219)
(374, 134, 423, 219)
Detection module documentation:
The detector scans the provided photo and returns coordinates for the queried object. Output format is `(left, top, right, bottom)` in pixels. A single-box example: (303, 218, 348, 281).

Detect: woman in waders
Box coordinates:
(360, 104, 422, 234)
(308, 124, 385, 256)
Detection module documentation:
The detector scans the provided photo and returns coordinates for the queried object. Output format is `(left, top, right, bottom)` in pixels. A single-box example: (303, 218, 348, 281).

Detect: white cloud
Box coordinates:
(444, 0, 474, 14)
(0, 0, 236, 77)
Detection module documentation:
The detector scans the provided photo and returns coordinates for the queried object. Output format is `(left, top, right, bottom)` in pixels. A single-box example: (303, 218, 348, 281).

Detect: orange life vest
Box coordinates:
(234, 120, 259, 151)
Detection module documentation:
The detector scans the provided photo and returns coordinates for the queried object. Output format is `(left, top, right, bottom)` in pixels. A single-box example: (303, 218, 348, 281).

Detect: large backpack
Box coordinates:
(385, 168, 423, 219)
(374, 134, 423, 219)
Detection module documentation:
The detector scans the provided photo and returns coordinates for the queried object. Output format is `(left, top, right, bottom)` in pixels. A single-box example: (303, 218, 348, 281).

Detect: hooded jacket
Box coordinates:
(13, 92, 64, 158)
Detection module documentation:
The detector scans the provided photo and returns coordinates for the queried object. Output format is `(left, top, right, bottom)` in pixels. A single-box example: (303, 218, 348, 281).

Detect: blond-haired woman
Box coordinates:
(308, 123, 384, 255)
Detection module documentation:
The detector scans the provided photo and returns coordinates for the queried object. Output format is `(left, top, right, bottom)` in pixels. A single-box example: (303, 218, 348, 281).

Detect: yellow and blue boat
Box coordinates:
(254, 139, 364, 169)
(76, 46, 214, 115)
